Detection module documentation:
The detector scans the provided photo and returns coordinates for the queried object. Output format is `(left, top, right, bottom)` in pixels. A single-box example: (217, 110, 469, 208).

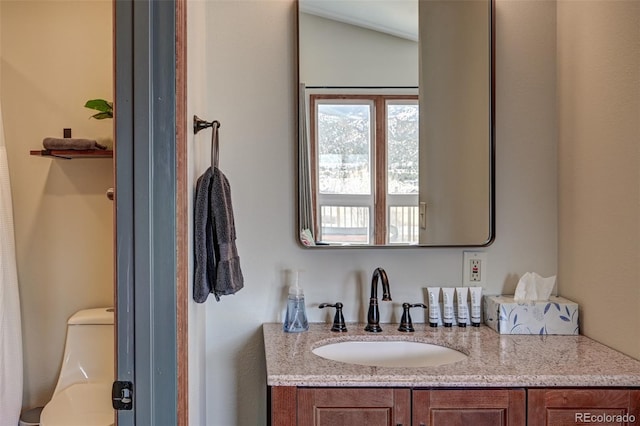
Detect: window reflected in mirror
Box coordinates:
(310, 94, 418, 245)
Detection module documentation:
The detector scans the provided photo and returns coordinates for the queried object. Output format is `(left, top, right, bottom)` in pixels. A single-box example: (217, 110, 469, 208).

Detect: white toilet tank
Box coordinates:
(52, 307, 114, 395)
(40, 307, 115, 426)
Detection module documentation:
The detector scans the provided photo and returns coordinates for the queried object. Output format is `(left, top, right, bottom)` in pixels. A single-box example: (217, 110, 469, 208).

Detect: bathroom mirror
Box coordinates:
(297, 0, 494, 247)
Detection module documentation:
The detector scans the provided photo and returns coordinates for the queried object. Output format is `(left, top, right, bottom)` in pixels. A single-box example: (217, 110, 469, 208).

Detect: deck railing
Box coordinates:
(319, 205, 419, 244)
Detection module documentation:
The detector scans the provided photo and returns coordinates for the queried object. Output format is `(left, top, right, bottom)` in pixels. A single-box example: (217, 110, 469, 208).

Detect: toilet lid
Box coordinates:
(40, 382, 114, 426)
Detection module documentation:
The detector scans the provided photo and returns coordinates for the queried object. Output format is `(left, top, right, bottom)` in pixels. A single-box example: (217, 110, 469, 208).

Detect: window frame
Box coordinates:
(310, 93, 418, 245)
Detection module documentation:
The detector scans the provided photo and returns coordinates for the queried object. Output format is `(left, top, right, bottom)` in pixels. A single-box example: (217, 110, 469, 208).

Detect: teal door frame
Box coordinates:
(114, 0, 178, 424)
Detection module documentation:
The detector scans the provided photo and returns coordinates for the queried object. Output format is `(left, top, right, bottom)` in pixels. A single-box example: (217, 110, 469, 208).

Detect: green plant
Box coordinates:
(84, 99, 113, 119)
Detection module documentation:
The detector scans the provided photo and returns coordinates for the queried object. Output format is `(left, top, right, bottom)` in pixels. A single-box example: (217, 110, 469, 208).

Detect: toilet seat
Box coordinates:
(40, 382, 114, 426)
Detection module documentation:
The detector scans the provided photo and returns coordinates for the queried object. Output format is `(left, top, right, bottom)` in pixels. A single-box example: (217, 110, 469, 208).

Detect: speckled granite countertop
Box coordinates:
(263, 323, 640, 387)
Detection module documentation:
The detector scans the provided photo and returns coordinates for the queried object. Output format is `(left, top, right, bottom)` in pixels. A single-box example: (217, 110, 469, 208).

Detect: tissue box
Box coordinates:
(484, 295, 579, 335)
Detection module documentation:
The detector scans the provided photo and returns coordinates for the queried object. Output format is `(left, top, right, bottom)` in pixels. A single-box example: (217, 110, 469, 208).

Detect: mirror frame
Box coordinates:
(296, 0, 495, 248)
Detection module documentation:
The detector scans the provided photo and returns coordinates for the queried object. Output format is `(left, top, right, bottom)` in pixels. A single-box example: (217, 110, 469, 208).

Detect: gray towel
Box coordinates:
(43, 137, 107, 150)
(194, 167, 244, 302)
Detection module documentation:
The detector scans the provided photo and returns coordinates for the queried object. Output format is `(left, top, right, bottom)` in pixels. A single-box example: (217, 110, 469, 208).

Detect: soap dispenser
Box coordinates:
(283, 270, 309, 333)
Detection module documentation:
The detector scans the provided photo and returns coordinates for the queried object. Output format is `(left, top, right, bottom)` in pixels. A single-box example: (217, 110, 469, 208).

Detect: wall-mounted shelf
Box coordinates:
(30, 149, 113, 159)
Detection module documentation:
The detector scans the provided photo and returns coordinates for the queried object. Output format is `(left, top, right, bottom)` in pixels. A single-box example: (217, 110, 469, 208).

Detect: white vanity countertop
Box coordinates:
(263, 323, 640, 387)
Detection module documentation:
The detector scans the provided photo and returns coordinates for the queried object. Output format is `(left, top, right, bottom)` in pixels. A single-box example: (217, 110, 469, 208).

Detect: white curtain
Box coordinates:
(0, 100, 23, 426)
(298, 83, 315, 239)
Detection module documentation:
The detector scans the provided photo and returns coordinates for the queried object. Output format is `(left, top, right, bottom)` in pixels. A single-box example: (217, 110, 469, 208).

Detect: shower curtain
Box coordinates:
(0, 100, 23, 426)
(298, 83, 315, 241)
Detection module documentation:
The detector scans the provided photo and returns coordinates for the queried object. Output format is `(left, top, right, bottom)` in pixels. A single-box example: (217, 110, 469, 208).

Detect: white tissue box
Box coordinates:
(484, 295, 579, 335)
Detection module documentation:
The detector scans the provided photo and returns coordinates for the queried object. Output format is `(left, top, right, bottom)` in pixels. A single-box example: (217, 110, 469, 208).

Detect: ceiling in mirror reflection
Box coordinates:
(299, 6, 418, 88)
(299, 0, 418, 41)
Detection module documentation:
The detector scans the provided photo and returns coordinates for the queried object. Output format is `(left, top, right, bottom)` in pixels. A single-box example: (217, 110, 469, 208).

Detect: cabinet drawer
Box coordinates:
(413, 389, 526, 426)
(297, 388, 411, 426)
(528, 389, 640, 426)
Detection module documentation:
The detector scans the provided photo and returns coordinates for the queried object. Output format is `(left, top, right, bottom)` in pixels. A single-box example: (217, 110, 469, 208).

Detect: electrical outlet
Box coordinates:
(470, 259, 481, 281)
(463, 251, 488, 286)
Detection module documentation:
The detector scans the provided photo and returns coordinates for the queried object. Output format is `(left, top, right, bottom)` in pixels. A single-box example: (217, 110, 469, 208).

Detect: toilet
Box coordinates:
(40, 307, 115, 426)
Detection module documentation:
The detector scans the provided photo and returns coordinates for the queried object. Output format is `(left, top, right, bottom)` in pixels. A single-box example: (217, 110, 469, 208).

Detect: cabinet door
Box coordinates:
(528, 389, 640, 426)
(297, 388, 411, 426)
(413, 389, 526, 426)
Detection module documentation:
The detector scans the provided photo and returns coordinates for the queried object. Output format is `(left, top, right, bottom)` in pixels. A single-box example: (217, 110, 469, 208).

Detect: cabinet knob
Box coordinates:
(106, 187, 114, 201)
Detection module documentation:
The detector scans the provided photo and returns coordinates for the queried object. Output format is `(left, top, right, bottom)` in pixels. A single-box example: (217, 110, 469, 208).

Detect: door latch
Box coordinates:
(112, 381, 133, 410)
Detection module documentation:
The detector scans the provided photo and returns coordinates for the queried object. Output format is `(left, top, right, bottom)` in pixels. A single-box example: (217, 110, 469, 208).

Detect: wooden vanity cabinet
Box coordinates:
(412, 389, 526, 426)
(269, 386, 640, 425)
(527, 389, 640, 426)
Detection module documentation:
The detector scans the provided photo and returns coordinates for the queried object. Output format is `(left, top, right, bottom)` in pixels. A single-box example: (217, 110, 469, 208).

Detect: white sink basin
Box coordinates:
(312, 340, 467, 368)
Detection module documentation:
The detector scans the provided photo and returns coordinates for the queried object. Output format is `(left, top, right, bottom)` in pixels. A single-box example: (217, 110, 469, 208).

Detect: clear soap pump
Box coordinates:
(283, 270, 309, 333)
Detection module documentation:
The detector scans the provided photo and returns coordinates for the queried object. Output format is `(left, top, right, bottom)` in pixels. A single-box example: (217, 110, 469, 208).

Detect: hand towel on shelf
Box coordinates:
(43, 137, 107, 150)
(193, 166, 244, 303)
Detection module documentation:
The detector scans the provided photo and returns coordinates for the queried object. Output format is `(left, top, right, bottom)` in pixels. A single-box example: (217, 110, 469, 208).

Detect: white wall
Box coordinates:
(557, 0, 640, 359)
(191, 1, 557, 424)
(0, 0, 113, 410)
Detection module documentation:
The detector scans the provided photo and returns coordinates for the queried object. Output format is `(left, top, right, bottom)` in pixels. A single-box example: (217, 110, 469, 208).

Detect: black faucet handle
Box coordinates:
(398, 303, 427, 332)
(319, 302, 347, 332)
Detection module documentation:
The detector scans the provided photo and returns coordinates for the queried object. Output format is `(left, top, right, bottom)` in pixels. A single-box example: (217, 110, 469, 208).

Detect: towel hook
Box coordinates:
(193, 115, 220, 135)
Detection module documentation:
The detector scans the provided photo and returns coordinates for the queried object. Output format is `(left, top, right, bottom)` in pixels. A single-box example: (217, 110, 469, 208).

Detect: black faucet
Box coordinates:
(364, 267, 392, 332)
